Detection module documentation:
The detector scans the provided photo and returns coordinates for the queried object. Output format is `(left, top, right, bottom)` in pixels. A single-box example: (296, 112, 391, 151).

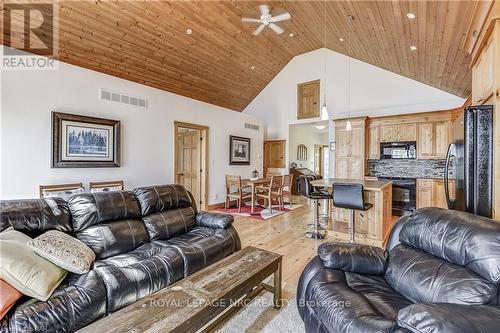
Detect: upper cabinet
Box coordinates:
(297, 80, 320, 120)
(335, 118, 366, 179)
(380, 124, 416, 142)
(472, 36, 496, 105)
(417, 121, 451, 159)
(367, 123, 380, 159)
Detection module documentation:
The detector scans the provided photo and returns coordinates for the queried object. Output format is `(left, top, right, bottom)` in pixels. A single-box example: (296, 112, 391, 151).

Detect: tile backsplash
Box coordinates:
(368, 159, 446, 179)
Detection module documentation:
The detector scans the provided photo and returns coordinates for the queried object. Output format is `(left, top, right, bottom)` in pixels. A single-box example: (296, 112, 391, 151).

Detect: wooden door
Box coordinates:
(416, 179, 433, 208)
(368, 124, 380, 159)
(349, 127, 364, 157)
(335, 129, 350, 157)
(380, 125, 398, 142)
(297, 80, 320, 119)
(264, 140, 285, 176)
(434, 122, 450, 158)
(397, 124, 417, 141)
(417, 123, 434, 158)
(177, 129, 201, 203)
(349, 158, 364, 180)
(335, 157, 349, 179)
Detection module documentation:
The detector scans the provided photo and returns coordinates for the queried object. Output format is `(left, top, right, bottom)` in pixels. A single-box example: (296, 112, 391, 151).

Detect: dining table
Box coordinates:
(241, 177, 270, 213)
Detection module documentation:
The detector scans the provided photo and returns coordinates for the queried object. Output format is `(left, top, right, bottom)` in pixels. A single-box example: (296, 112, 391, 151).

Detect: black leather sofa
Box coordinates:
(297, 207, 500, 333)
(0, 184, 241, 333)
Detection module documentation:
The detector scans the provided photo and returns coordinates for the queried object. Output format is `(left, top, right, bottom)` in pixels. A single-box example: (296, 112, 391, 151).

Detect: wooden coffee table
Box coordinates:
(78, 246, 282, 333)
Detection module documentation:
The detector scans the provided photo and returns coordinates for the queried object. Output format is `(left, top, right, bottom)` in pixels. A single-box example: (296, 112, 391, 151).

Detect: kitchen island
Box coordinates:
(311, 178, 393, 248)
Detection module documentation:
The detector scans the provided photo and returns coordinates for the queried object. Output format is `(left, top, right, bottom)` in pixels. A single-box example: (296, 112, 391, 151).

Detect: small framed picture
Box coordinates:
(51, 111, 121, 168)
(229, 135, 251, 165)
(330, 141, 336, 151)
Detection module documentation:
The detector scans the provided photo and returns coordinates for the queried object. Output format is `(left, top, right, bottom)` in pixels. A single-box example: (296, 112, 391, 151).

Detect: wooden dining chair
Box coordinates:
(89, 180, 124, 193)
(256, 175, 284, 214)
(39, 182, 85, 201)
(266, 172, 280, 178)
(281, 174, 294, 208)
(225, 175, 252, 213)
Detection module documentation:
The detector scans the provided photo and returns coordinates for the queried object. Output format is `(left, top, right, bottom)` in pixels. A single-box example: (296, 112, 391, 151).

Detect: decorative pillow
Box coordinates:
(90, 186, 122, 193)
(0, 279, 22, 319)
(42, 187, 85, 201)
(0, 230, 67, 301)
(28, 230, 96, 274)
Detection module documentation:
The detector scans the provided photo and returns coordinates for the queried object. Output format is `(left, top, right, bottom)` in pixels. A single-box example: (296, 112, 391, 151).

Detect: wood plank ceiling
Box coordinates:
(3, 1, 477, 111)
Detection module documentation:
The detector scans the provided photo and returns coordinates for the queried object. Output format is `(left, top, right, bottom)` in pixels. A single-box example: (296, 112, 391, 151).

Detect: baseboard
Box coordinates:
(208, 202, 225, 211)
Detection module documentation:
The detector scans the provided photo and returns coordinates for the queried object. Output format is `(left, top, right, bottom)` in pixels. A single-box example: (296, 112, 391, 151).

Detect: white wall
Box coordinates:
(1, 54, 264, 203)
(289, 124, 328, 170)
(244, 48, 465, 175)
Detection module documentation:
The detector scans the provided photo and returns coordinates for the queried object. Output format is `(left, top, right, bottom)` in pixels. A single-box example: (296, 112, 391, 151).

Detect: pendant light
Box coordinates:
(345, 15, 353, 131)
(320, 0, 329, 120)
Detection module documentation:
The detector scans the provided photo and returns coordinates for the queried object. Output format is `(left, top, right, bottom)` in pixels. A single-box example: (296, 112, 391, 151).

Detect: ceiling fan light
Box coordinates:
(321, 104, 329, 120)
(345, 119, 352, 131)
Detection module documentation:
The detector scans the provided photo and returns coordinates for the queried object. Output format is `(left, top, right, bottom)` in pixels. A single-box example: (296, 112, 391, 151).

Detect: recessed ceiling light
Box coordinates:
(289, 33, 294, 37)
(250, 65, 255, 70)
(406, 13, 416, 19)
(186, 28, 192, 35)
(410, 45, 417, 51)
(339, 38, 344, 42)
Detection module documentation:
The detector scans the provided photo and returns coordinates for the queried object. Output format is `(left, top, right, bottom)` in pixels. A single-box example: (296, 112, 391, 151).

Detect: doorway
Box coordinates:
(314, 144, 329, 177)
(174, 121, 208, 211)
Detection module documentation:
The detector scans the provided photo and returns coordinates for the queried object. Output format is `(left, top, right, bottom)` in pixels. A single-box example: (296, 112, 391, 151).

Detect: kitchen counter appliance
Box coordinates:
(378, 176, 416, 216)
(380, 141, 416, 159)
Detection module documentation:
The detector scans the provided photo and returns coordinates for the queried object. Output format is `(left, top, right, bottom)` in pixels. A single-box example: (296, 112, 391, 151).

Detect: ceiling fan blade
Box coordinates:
(253, 24, 266, 36)
(258, 4, 270, 15)
(269, 12, 291, 23)
(268, 23, 284, 35)
(242, 17, 261, 23)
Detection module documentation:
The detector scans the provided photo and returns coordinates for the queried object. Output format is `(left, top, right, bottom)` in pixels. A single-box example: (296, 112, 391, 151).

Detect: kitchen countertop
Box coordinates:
(310, 178, 393, 192)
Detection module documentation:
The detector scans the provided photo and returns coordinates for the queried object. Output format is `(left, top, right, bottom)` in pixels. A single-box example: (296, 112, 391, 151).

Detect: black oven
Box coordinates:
(380, 141, 417, 159)
(378, 177, 416, 216)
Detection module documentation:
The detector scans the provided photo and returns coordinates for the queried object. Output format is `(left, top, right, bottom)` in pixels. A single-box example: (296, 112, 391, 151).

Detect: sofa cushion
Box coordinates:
(0, 198, 71, 236)
(69, 191, 141, 231)
(385, 244, 497, 305)
(133, 184, 192, 216)
(94, 244, 184, 312)
(304, 268, 404, 333)
(160, 226, 240, 276)
(318, 242, 387, 275)
(142, 207, 196, 241)
(76, 219, 149, 259)
(399, 208, 500, 283)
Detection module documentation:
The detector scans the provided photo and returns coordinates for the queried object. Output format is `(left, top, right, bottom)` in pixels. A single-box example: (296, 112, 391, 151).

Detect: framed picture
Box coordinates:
(51, 111, 121, 168)
(229, 135, 250, 165)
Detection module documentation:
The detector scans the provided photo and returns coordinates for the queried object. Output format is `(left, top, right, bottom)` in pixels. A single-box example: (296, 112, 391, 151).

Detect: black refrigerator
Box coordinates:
(445, 105, 493, 218)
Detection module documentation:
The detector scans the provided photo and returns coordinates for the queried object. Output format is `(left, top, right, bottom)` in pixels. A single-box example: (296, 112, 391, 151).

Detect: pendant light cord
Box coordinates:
(347, 15, 352, 122)
(323, 0, 327, 107)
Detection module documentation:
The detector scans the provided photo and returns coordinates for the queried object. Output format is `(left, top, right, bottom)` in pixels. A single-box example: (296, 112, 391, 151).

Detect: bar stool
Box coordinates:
(332, 183, 373, 243)
(297, 175, 332, 239)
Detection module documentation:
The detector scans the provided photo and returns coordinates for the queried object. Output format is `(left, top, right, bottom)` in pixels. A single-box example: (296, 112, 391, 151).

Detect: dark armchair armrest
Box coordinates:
(196, 211, 234, 229)
(318, 242, 388, 275)
(397, 303, 500, 333)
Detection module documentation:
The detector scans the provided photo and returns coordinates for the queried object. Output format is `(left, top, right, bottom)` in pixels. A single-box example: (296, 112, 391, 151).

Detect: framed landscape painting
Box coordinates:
(229, 135, 250, 165)
(51, 112, 121, 168)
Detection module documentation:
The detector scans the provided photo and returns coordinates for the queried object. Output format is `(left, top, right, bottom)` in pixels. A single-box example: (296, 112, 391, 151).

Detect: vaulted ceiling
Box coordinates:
(4, 1, 478, 111)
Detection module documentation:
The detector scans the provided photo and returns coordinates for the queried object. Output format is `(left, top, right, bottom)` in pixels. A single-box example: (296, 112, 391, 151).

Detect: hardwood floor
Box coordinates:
(221, 196, 399, 300)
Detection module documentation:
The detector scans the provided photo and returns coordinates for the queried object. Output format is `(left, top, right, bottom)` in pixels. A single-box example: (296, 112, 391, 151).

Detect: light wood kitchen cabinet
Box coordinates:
(367, 124, 380, 159)
(397, 124, 417, 141)
(417, 121, 451, 159)
(335, 118, 366, 179)
(380, 125, 398, 142)
(297, 80, 320, 119)
(472, 37, 496, 105)
(417, 179, 449, 209)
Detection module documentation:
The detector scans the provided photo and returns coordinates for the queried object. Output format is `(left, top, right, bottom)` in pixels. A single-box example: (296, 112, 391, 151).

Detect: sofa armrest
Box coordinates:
(318, 242, 387, 275)
(195, 211, 234, 229)
(397, 303, 500, 333)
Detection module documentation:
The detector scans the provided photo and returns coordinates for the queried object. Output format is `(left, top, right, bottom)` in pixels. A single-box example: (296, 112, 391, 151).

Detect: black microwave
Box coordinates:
(380, 142, 417, 159)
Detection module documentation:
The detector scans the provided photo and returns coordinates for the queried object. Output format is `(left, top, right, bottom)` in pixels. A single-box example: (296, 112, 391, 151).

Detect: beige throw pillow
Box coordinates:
(28, 230, 95, 274)
(0, 230, 67, 301)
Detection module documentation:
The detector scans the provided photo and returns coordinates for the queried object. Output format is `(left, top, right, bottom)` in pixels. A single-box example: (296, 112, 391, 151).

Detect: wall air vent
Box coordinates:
(244, 123, 259, 131)
(99, 89, 148, 109)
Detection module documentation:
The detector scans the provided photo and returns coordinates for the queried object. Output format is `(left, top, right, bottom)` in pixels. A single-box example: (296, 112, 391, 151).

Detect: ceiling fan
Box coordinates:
(242, 5, 291, 36)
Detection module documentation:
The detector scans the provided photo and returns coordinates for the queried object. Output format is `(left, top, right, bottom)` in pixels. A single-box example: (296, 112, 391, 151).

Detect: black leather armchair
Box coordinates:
(0, 184, 240, 333)
(297, 208, 500, 333)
